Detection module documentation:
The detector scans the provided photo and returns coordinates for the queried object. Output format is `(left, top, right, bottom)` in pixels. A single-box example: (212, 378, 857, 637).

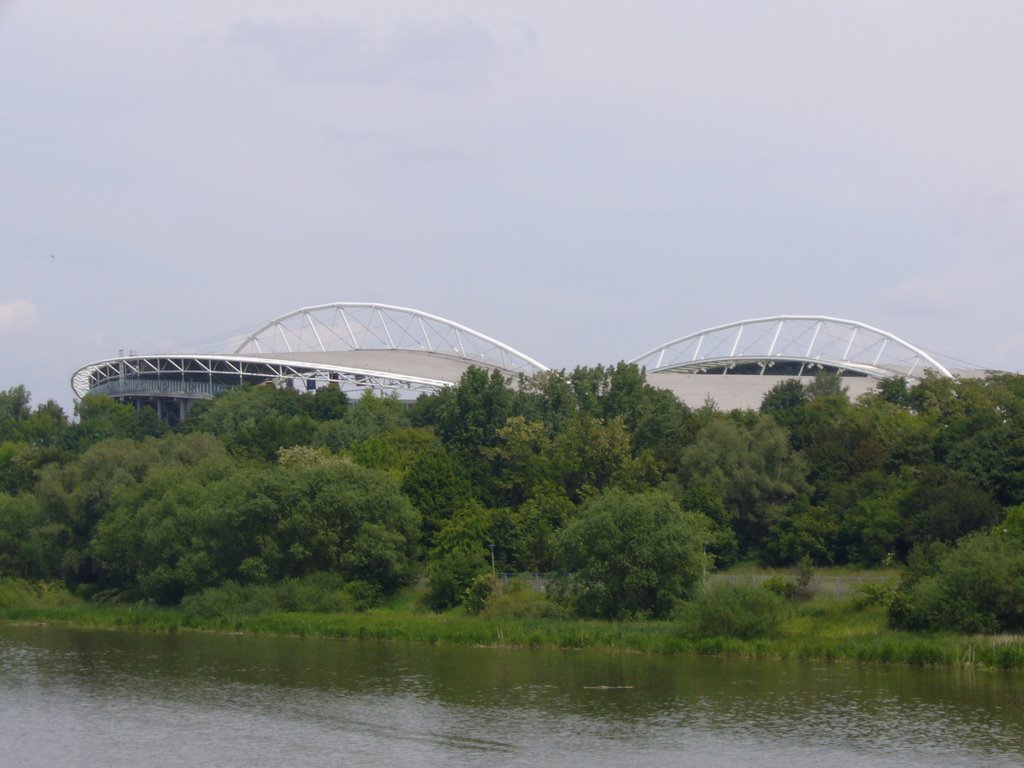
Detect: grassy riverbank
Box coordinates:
(3, 578, 1022, 670)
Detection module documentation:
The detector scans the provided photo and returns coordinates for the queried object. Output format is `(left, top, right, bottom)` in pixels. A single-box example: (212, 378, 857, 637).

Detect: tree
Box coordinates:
(0, 492, 64, 579)
(70, 393, 166, 448)
(303, 386, 350, 421)
(829, 470, 909, 565)
(804, 370, 849, 401)
(676, 415, 808, 558)
(350, 426, 436, 474)
(181, 386, 316, 461)
(89, 448, 420, 603)
(425, 500, 492, 611)
(552, 489, 709, 619)
(760, 379, 807, 415)
(0, 385, 32, 441)
(763, 496, 837, 566)
(36, 433, 229, 590)
(401, 445, 474, 547)
(897, 466, 1001, 555)
(483, 415, 553, 506)
(498, 489, 575, 572)
(433, 367, 513, 454)
(550, 414, 649, 502)
(20, 399, 69, 448)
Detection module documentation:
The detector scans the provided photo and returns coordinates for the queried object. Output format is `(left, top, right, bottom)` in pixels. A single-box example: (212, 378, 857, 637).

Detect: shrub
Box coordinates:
(479, 577, 565, 619)
(851, 581, 893, 610)
(179, 574, 356, 619)
(462, 573, 496, 615)
(889, 532, 1024, 633)
(680, 584, 790, 640)
(426, 547, 490, 612)
(0, 578, 80, 611)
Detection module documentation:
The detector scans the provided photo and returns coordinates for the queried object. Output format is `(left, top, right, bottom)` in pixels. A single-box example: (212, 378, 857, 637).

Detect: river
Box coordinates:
(2, 623, 1022, 767)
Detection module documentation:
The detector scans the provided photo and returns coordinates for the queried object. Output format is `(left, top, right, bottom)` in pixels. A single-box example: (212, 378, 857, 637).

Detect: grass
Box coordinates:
(3, 576, 1023, 670)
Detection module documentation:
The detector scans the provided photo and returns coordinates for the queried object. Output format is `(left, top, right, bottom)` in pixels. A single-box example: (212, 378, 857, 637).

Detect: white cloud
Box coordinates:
(0, 299, 38, 336)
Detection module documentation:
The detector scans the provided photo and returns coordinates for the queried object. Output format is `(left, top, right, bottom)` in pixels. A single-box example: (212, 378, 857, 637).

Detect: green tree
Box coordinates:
(350, 426, 435, 474)
(552, 489, 709, 619)
(181, 385, 314, 460)
(897, 466, 1001, 555)
(303, 386, 350, 421)
(500, 489, 575, 572)
(0, 385, 32, 441)
(551, 414, 650, 502)
(433, 367, 513, 454)
(763, 496, 837, 566)
(830, 471, 909, 565)
(90, 448, 420, 603)
(70, 393, 167, 448)
(35, 433, 229, 590)
(483, 415, 553, 505)
(676, 415, 808, 559)
(760, 379, 807, 415)
(0, 492, 65, 578)
(425, 500, 492, 611)
(400, 445, 474, 548)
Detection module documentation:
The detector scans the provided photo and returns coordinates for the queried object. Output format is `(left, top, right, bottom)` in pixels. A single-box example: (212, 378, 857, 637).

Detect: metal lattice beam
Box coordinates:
(234, 302, 548, 377)
(631, 316, 952, 381)
(71, 354, 454, 400)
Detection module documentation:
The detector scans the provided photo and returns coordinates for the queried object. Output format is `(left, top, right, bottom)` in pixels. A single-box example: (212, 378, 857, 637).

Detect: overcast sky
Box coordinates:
(3, 2, 1023, 412)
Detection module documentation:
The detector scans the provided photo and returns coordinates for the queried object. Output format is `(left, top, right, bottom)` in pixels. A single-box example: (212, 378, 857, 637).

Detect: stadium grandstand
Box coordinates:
(72, 307, 981, 421)
(71, 303, 548, 425)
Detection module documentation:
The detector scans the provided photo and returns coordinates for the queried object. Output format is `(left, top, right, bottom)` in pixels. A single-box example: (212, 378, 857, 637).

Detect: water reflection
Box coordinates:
(2, 624, 1022, 767)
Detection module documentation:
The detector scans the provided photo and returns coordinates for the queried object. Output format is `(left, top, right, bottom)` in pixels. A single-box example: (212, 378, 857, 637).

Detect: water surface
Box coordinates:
(1, 624, 1021, 767)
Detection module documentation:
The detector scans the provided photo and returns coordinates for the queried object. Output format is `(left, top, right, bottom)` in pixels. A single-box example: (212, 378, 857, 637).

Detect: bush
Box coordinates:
(179, 574, 356, 619)
(479, 577, 565, 620)
(851, 581, 893, 610)
(680, 584, 790, 640)
(426, 547, 490, 612)
(462, 573, 496, 615)
(0, 578, 79, 611)
(889, 532, 1024, 633)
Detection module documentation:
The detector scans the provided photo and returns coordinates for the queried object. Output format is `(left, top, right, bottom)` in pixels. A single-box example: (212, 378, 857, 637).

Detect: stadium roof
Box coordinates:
(71, 303, 548, 404)
(631, 315, 953, 381)
(73, 308, 974, 415)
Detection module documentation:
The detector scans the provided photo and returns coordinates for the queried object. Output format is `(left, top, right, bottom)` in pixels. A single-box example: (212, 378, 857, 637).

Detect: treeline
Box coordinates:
(1, 365, 1023, 631)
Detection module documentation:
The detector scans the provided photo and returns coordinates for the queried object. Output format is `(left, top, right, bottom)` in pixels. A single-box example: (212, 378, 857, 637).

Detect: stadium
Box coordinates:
(71, 303, 977, 423)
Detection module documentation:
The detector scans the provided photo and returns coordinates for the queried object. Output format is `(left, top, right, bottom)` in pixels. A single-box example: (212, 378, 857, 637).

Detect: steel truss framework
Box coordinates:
(72, 304, 548, 401)
(235, 302, 548, 377)
(631, 316, 953, 381)
(72, 354, 454, 401)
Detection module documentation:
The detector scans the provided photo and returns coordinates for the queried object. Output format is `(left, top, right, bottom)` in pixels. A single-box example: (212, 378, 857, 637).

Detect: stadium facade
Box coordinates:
(72, 304, 973, 422)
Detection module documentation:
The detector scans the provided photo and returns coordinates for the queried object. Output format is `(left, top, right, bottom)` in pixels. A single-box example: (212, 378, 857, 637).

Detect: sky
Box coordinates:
(3, 1, 1023, 414)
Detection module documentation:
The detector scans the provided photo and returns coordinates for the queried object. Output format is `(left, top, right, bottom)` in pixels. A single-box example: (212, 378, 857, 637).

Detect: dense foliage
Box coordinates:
(1, 365, 1023, 628)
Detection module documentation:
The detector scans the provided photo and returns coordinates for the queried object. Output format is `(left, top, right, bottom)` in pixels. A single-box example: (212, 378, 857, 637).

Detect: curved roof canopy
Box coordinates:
(235, 302, 548, 377)
(631, 316, 952, 381)
(72, 303, 547, 401)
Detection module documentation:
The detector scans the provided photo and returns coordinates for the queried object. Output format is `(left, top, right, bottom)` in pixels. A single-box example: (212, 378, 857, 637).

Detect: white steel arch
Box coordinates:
(631, 316, 953, 381)
(235, 302, 548, 377)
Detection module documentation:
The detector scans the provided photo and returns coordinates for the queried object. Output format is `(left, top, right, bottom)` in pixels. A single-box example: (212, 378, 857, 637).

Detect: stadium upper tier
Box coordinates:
(72, 308, 973, 417)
